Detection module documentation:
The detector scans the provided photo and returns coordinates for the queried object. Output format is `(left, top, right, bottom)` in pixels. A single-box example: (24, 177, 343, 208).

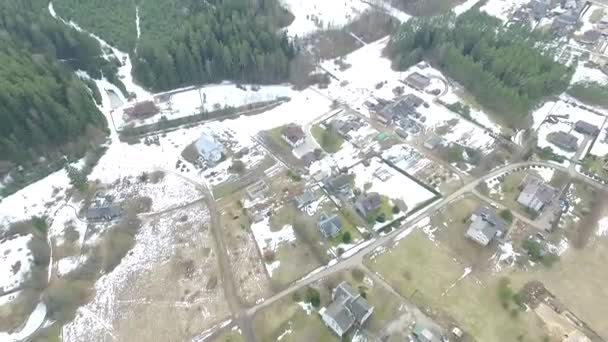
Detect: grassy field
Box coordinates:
(311, 124, 344, 153)
(367, 230, 550, 341)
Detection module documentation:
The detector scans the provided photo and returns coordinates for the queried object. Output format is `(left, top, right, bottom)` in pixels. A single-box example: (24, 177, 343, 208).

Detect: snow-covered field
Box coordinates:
(279, 0, 370, 37)
(0, 235, 34, 294)
(571, 62, 608, 85)
(351, 157, 437, 213)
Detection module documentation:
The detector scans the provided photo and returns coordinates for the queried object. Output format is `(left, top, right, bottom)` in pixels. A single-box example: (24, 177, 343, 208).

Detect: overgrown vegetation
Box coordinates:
(522, 239, 559, 267)
(497, 277, 525, 317)
(567, 82, 608, 109)
(499, 209, 514, 223)
(386, 12, 572, 127)
(311, 124, 344, 153)
(536, 146, 566, 163)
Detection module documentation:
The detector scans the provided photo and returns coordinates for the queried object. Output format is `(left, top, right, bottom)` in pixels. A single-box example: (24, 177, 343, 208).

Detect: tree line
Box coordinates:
(386, 11, 572, 127)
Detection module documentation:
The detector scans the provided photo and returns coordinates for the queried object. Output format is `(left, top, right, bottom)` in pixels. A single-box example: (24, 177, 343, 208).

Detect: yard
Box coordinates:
(311, 123, 344, 153)
(252, 268, 406, 341)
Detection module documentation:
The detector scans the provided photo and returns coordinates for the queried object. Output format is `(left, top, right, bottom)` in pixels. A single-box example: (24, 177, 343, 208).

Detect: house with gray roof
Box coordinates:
(355, 193, 382, 219)
(574, 120, 599, 136)
(196, 131, 224, 163)
(319, 213, 343, 238)
(517, 175, 557, 214)
(320, 282, 374, 337)
(412, 323, 440, 342)
(547, 131, 578, 151)
(466, 206, 509, 246)
(293, 190, 316, 210)
(86, 197, 122, 222)
(404, 72, 431, 91)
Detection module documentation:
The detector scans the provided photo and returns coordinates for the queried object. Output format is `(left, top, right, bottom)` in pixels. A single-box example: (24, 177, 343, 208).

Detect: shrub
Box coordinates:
(341, 232, 352, 244)
(305, 287, 321, 307)
(499, 209, 514, 223)
(228, 160, 246, 174)
(351, 269, 365, 282)
(376, 213, 386, 223)
(392, 205, 400, 214)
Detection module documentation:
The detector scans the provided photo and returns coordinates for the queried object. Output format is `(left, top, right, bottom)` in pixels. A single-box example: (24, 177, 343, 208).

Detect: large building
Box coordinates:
(320, 282, 374, 337)
(196, 131, 224, 163)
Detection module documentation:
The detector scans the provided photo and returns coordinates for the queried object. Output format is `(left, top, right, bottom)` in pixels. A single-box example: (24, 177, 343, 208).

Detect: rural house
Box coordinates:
(465, 206, 508, 246)
(404, 72, 431, 91)
(281, 124, 305, 148)
(517, 175, 557, 214)
(355, 193, 382, 218)
(318, 213, 343, 238)
(320, 282, 374, 337)
(196, 131, 224, 163)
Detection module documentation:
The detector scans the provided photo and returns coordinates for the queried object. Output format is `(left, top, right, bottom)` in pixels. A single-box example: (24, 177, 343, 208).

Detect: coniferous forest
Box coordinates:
(54, 0, 296, 91)
(0, 0, 109, 166)
(386, 11, 573, 126)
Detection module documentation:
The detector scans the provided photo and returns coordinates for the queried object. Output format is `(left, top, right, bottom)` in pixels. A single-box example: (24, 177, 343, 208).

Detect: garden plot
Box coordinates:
(280, 0, 370, 37)
(216, 197, 272, 305)
(382, 144, 462, 193)
(350, 157, 437, 215)
(63, 207, 230, 342)
(535, 100, 606, 159)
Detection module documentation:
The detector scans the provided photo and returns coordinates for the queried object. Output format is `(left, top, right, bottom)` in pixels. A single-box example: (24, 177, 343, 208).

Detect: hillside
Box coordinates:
(53, 0, 296, 91)
(0, 0, 110, 195)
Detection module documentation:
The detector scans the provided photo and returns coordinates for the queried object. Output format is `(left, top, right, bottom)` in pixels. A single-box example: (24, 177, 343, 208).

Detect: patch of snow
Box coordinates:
(297, 301, 315, 315)
(351, 157, 436, 214)
(280, 0, 370, 37)
(597, 217, 608, 237)
(453, 0, 483, 15)
(277, 327, 293, 341)
(0, 235, 35, 294)
(341, 238, 375, 258)
(441, 266, 472, 296)
(57, 256, 85, 277)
